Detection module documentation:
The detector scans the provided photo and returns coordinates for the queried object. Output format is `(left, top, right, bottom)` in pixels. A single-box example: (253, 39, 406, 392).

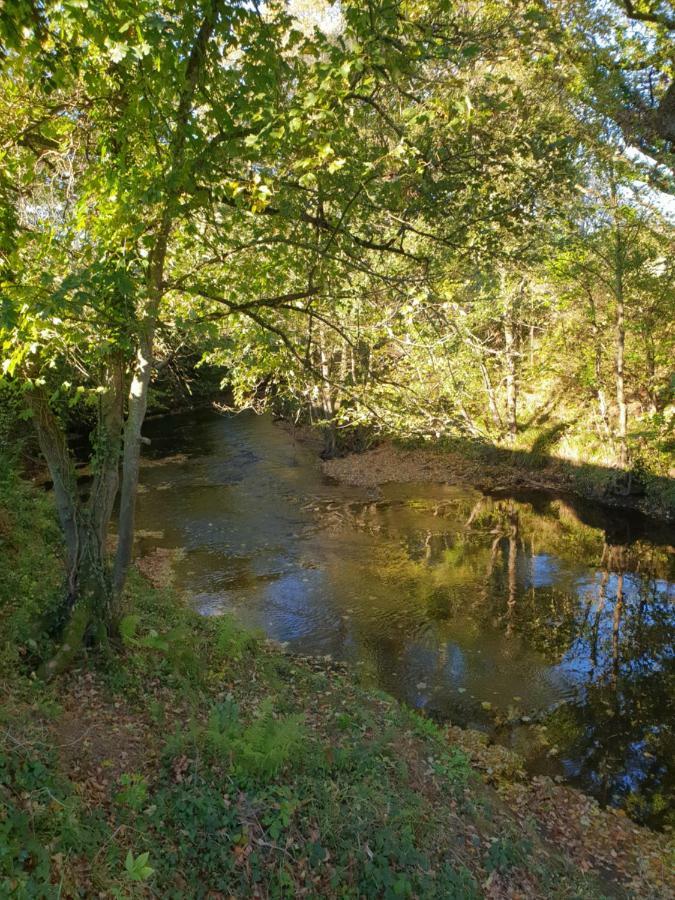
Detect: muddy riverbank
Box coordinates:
(321, 439, 675, 522)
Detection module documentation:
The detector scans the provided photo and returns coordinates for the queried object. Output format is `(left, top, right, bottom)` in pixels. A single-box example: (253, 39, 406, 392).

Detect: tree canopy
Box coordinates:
(0, 0, 673, 648)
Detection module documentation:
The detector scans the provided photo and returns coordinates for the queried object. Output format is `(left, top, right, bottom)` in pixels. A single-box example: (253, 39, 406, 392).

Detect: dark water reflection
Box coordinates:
(137, 410, 674, 828)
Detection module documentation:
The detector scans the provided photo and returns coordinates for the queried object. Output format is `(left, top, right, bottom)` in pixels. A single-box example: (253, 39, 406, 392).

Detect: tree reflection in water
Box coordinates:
(454, 499, 673, 828)
(135, 412, 674, 827)
(540, 538, 673, 828)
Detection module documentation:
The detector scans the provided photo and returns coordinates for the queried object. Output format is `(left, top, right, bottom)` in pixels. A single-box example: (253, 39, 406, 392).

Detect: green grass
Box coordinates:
(0, 574, 611, 899)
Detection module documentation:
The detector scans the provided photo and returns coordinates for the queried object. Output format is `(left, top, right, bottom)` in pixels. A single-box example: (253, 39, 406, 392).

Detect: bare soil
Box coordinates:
(322, 442, 576, 494)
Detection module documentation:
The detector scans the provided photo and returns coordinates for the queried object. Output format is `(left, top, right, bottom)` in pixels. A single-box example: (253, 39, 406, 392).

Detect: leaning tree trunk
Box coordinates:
(113, 317, 159, 598)
(26, 371, 125, 677)
(112, 0, 220, 600)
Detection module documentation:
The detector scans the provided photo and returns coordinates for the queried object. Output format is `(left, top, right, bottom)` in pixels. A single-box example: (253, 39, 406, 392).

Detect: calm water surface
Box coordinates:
(136, 410, 674, 827)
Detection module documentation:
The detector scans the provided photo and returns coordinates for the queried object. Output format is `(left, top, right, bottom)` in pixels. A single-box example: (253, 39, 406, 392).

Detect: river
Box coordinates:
(135, 409, 674, 828)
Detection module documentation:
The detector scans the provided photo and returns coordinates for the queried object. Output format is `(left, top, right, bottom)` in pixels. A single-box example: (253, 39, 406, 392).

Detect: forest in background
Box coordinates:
(1, 2, 675, 895)
(1, 0, 674, 699)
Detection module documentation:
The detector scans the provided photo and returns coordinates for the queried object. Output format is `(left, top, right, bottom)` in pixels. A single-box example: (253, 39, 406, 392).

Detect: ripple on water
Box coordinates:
(136, 410, 675, 828)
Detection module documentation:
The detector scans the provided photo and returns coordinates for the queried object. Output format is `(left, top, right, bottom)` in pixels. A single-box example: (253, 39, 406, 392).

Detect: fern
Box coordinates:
(204, 698, 307, 778)
(234, 700, 307, 778)
(205, 700, 240, 756)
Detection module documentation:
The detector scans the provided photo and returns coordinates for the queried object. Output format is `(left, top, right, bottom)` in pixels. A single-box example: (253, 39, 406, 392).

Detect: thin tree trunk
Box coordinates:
(89, 357, 125, 555)
(317, 324, 337, 456)
(586, 287, 612, 440)
(113, 242, 166, 596)
(503, 277, 520, 442)
(26, 388, 79, 589)
(112, 2, 220, 598)
(479, 359, 503, 434)
(615, 276, 627, 467)
(644, 334, 657, 413)
(612, 185, 628, 468)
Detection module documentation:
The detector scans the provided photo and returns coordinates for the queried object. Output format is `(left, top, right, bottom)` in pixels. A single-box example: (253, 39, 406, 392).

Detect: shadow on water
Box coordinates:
(136, 410, 674, 828)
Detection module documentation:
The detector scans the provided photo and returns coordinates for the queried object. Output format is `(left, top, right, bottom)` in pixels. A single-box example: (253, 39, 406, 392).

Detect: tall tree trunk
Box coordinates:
(615, 270, 628, 467)
(503, 277, 520, 442)
(113, 244, 166, 597)
(586, 287, 612, 440)
(89, 357, 125, 557)
(612, 186, 628, 468)
(644, 334, 657, 413)
(112, 1, 220, 598)
(317, 323, 337, 456)
(479, 359, 503, 434)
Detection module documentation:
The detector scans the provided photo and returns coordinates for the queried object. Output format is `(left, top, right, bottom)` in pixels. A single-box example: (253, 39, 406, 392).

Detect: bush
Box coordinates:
(0, 461, 63, 675)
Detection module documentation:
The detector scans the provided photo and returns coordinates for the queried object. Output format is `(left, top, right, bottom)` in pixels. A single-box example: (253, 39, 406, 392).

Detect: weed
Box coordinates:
(485, 836, 532, 874)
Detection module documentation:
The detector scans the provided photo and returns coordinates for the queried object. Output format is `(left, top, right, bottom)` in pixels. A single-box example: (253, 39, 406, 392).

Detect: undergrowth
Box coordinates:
(0, 461, 63, 676)
(0, 572, 612, 899)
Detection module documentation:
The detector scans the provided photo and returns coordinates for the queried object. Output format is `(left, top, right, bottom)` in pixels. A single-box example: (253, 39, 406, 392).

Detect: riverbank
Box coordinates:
(2, 574, 674, 898)
(321, 439, 675, 521)
(2, 460, 673, 897)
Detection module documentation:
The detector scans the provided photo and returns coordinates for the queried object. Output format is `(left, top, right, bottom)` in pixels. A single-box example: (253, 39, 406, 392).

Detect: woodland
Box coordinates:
(1, 0, 674, 643)
(0, 0, 674, 896)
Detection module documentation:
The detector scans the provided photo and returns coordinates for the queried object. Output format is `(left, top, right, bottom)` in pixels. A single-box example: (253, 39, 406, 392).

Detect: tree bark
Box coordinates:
(113, 236, 167, 597)
(479, 359, 503, 434)
(89, 357, 125, 556)
(612, 188, 629, 468)
(112, 1, 220, 598)
(586, 287, 612, 440)
(503, 277, 520, 442)
(26, 388, 79, 589)
(27, 379, 122, 676)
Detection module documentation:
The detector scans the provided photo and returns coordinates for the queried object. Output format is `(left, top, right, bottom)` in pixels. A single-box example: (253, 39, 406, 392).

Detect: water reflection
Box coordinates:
(137, 410, 674, 827)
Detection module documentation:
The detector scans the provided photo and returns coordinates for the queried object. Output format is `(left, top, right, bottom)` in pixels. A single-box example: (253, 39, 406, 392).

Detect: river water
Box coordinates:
(136, 409, 674, 827)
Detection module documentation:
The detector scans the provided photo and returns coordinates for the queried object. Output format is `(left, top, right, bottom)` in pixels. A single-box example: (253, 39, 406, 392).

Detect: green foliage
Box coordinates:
(484, 836, 533, 874)
(433, 748, 473, 789)
(124, 849, 154, 883)
(115, 773, 149, 813)
(0, 460, 62, 675)
(215, 613, 260, 661)
(0, 735, 106, 898)
(202, 698, 308, 779)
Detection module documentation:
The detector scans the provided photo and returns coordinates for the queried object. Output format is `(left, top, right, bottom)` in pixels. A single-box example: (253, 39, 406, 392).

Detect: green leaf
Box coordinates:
(124, 850, 154, 882)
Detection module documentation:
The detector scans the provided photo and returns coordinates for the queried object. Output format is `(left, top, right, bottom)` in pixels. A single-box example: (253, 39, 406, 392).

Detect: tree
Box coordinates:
(2, 0, 671, 674)
(1, 0, 350, 663)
